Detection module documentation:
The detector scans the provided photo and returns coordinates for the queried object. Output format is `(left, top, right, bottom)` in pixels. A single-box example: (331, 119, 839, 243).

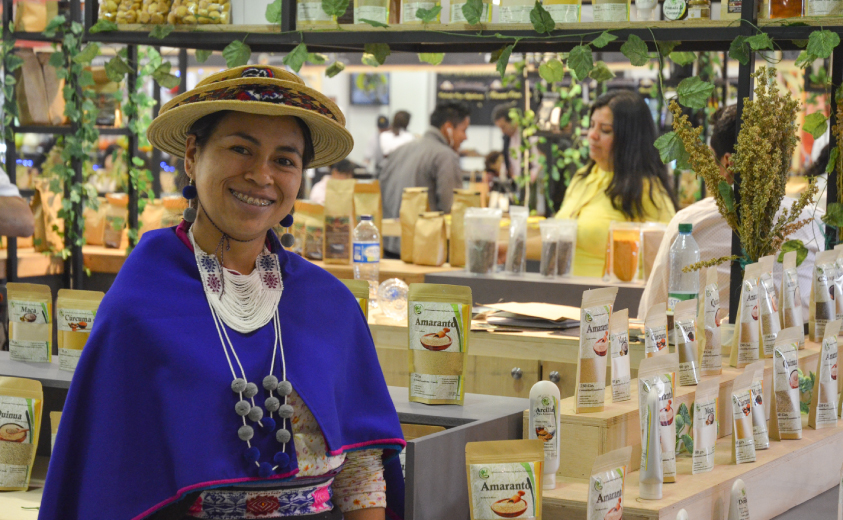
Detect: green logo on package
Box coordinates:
(593, 478, 602, 492)
(479, 468, 490, 479)
(541, 397, 551, 407)
(414, 304, 423, 315)
(585, 312, 593, 322)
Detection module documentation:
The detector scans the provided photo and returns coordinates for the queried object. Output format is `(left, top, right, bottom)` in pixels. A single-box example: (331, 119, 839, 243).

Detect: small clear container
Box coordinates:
(640, 222, 667, 282)
(592, 0, 630, 21)
(464, 208, 502, 275)
(608, 221, 642, 283)
(498, 0, 533, 22)
(554, 219, 577, 277)
(539, 220, 560, 277)
(401, 0, 440, 23)
(378, 278, 409, 321)
(449, 0, 491, 22)
(168, 0, 231, 24)
(354, 0, 389, 24)
(542, 0, 581, 22)
(504, 206, 528, 275)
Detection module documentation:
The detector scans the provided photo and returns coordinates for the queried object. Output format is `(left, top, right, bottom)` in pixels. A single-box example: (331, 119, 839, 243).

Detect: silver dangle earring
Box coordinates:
(183, 178, 198, 223)
(279, 214, 294, 248)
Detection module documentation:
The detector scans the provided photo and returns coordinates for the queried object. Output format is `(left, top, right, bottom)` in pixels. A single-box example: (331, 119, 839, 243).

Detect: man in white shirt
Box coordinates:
(308, 159, 354, 206)
(638, 105, 824, 319)
(0, 167, 34, 238)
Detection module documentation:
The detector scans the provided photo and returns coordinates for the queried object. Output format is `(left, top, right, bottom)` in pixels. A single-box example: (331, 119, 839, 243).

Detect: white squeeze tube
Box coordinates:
(728, 479, 751, 520)
(639, 381, 663, 500)
(676, 510, 689, 520)
(529, 380, 561, 489)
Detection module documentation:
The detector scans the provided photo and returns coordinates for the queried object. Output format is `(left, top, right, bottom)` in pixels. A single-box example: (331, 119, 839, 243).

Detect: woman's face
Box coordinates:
(587, 106, 615, 171)
(184, 112, 305, 241)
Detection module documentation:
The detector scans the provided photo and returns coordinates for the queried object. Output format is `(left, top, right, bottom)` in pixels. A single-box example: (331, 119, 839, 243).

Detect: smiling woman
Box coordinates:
(40, 66, 405, 520)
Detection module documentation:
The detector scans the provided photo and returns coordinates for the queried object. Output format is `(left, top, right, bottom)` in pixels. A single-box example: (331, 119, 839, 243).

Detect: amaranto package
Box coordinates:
(56, 289, 104, 372)
(466, 440, 544, 520)
(770, 326, 803, 440)
(674, 298, 700, 386)
(0, 376, 42, 491)
(731, 368, 756, 464)
(644, 302, 668, 358)
(730, 262, 762, 369)
(698, 266, 723, 376)
(779, 251, 805, 349)
(810, 319, 840, 430)
(586, 446, 632, 520)
(638, 353, 679, 483)
(7, 283, 52, 363)
(746, 360, 769, 450)
(758, 255, 781, 359)
(576, 287, 618, 413)
(610, 308, 631, 402)
(692, 377, 719, 474)
(407, 284, 471, 405)
(810, 250, 839, 342)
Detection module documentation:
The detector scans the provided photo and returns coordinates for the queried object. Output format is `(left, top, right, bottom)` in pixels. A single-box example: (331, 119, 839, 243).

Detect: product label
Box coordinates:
(592, 2, 629, 20)
(806, 0, 843, 16)
(409, 301, 467, 353)
(687, 5, 709, 17)
(735, 487, 750, 519)
(450, 2, 489, 22)
(835, 261, 843, 322)
(9, 298, 51, 362)
(702, 283, 723, 372)
(667, 292, 697, 313)
(732, 391, 756, 463)
(728, 0, 742, 12)
(409, 373, 462, 401)
(759, 274, 781, 358)
(304, 225, 323, 260)
(402, 1, 436, 21)
(354, 5, 388, 22)
(782, 269, 805, 349)
(352, 241, 380, 264)
(498, 5, 533, 22)
(578, 305, 611, 409)
(662, 0, 686, 19)
(297, 1, 333, 22)
(58, 349, 82, 372)
(750, 379, 769, 449)
(543, 3, 579, 22)
(814, 264, 834, 339)
(0, 396, 35, 488)
(9, 301, 48, 325)
(676, 318, 700, 386)
(611, 330, 631, 401)
(644, 323, 667, 358)
(469, 462, 539, 519)
(587, 467, 625, 520)
(57, 308, 95, 333)
(531, 394, 558, 460)
(816, 336, 839, 428)
(693, 397, 717, 473)
(324, 216, 351, 260)
(738, 279, 760, 365)
(773, 345, 802, 436)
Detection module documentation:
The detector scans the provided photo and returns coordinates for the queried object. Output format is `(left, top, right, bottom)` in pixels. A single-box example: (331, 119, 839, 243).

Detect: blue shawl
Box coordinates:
(39, 227, 405, 519)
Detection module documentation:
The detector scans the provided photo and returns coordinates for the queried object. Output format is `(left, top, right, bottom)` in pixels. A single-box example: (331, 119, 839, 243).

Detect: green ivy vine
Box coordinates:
(2, 24, 20, 142)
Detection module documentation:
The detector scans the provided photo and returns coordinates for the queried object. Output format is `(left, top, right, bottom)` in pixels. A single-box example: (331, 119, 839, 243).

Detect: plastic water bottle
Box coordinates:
(668, 223, 701, 312)
(353, 215, 380, 308)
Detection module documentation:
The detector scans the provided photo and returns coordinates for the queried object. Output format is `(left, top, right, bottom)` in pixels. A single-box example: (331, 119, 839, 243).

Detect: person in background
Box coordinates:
(379, 110, 414, 158)
(0, 164, 34, 238)
(309, 159, 355, 205)
(379, 102, 470, 255)
(638, 105, 824, 319)
(556, 90, 677, 277)
(363, 115, 390, 174)
(484, 151, 512, 196)
(492, 103, 518, 178)
(492, 103, 541, 208)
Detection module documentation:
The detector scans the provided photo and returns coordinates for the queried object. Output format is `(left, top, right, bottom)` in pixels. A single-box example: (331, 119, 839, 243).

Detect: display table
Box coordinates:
(0, 248, 63, 278)
(424, 271, 646, 316)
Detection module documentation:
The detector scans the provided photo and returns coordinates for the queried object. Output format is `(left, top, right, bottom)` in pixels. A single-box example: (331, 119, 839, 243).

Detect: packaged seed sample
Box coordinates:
(353, 180, 383, 245)
(644, 302, 668, 358)
(323, 178, 356, 264)
(810, 319, 840, 430)
(399, 188, 429, 264)
(730, 262, 762, 369)
(408, 284, 471, 405)
(340, 279, 370, 320)
(811, 250, 839, 342)
(413, 212, 447, 267)
(610, 308, 631, 402)
(586, 446, 632, 520)
(56, 289, 105, 372)
(746, 360, 769, 450)
(758, 255, 781, 359)
(692, 377, 719, 474)
(7, 283, 52, 363)
(638, 353, 679, 483)
(698, 266, 723, 375)
(0, 377, 42, 491)
(449, 189, 481, 268)
(466, 439, 543, 520)
(575, 287, 618, 413)
(779, 251, 805, 349)
(675, 298, 700, 386)
(505, 206, 528, 274)
(770, 326, 803, 441)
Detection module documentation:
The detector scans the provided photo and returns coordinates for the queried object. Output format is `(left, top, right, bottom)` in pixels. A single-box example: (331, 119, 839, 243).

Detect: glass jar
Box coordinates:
(542, 0, 581, 22)
(608, 222, 642, 283)
(401, 0, 440, 23)
(498, 0, 533, 23)
(450, 0, 491, 22)
(354, 0, 389, 23)
(803, 0, 836, 14)
(687, 0, 711, 17)
(759, 0, 802, 18)
(592, 0, 630, 21)
(168, 0, 230, 24)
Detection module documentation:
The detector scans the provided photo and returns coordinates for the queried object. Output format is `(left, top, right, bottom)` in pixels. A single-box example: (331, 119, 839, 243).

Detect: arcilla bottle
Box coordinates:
(529, 380, 561, 489)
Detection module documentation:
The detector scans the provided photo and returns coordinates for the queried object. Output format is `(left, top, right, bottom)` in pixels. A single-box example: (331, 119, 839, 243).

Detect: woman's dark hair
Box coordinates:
(582, 90, 678, 220)
(392, 110, 411, 134)
(188, 110, 315, 169)
(709, 105, 738, 162)
(485, 151, 503, 170)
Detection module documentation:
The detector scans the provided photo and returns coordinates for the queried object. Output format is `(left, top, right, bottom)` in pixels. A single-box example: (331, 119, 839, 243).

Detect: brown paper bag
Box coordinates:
(323, 179, 356, 264)
(139, 199, 164, 240)
(15, 48, 50, 126)
(37, 52, 66, 126)
(399, 187, 429, 263)
(14, 0, 47, 32)
(103, 193, 129, 249)
(449, 189, 481, 267)
(296, 201, 324, 260)
(161, 195, 187, 228)
(83, 197, 107, 246)
(353, 180, 383, 250)
(31, 178, 64, 252)
(413, 212, 446, 266)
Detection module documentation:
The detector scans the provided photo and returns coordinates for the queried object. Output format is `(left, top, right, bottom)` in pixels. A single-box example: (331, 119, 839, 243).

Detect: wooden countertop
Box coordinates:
(308, 258, 460, 285)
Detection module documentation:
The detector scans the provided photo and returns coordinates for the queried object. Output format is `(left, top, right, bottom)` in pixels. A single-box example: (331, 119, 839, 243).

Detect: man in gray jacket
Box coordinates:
(379, 102, 470, 255)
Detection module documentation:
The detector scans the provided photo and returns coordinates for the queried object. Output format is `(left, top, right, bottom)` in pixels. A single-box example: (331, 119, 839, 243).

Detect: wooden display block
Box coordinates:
(543, 416, 843, 520)
(524, 342, 822, 479)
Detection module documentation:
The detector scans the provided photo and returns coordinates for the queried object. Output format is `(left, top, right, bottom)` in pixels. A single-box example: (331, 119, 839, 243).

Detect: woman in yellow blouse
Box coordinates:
(557, 90, 677, 277)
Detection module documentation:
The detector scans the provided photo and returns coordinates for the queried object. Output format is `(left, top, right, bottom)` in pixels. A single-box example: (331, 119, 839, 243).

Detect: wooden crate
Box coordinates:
(543, 416, 843, 519)
(524, 342, 822, 479)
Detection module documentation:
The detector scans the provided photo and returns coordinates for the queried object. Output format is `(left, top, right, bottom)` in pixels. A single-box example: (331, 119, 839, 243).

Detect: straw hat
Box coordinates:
(147, 65, 353, 169)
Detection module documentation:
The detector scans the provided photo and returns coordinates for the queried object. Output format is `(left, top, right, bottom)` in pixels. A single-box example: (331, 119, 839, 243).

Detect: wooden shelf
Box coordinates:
(307, 257, 459, 285)
(0, 248, 63, 279)
(543, 416, 843, 520)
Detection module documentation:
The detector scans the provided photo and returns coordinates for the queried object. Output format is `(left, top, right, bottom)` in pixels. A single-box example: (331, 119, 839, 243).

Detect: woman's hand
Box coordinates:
(344, 507, 385, 520)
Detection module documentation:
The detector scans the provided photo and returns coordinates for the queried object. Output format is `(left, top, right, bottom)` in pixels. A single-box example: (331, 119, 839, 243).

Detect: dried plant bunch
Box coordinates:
(670, 66, 817, 271)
